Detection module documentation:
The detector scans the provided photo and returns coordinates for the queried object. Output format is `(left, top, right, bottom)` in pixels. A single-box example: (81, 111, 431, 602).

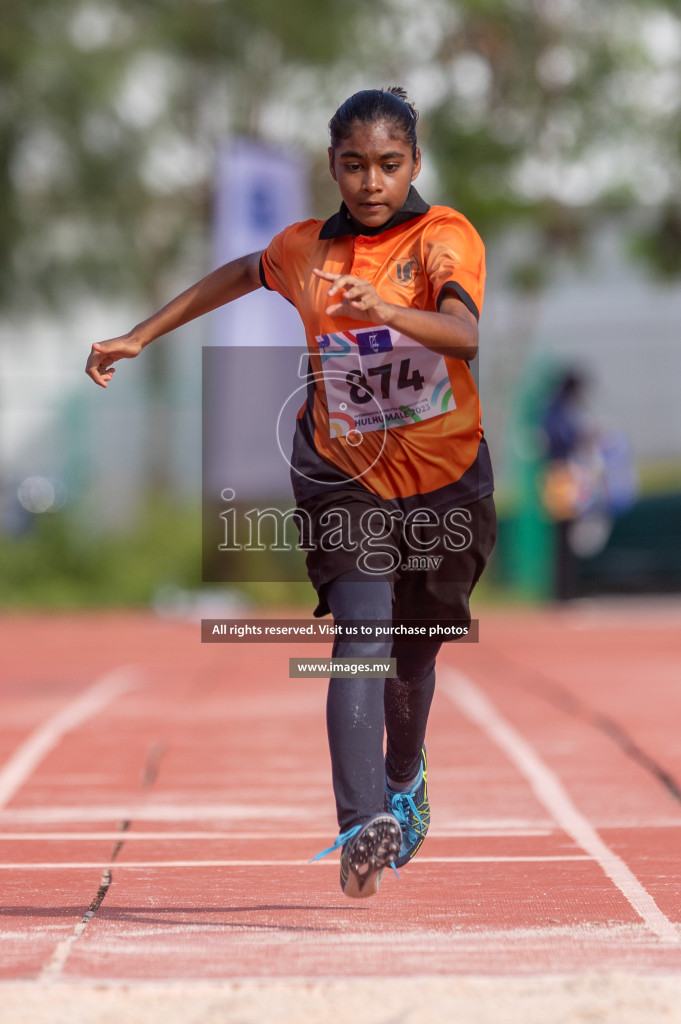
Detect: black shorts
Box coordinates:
(296, 488, 497, 630)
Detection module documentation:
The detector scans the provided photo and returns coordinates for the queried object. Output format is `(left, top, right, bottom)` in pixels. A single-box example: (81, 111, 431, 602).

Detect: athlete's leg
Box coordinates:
(325, 570, 393, 832)
(384, 640, 441, 784)
(383, 495, 497, 782)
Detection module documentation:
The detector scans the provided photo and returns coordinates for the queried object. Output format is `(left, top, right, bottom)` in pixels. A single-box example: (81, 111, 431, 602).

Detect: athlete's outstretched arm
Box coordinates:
(86, 251, 263, 388)
(313, 269, 478, 361)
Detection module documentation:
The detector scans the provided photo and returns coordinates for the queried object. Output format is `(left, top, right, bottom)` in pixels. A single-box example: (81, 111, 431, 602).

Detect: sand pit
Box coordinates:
(2, 975, 681, 1024)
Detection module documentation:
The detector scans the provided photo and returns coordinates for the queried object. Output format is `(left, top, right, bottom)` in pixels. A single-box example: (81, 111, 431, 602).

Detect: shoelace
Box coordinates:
(308, 825, 361, 863)
(388, 789, 425, 849)
(308, 823, 399, 877)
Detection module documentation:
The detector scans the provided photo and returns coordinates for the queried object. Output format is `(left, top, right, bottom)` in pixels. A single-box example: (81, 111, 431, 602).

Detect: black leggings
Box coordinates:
(325, 571, 441, 831)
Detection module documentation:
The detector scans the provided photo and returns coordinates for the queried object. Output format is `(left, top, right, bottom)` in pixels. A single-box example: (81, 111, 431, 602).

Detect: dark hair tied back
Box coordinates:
(329, 87, 419, 156)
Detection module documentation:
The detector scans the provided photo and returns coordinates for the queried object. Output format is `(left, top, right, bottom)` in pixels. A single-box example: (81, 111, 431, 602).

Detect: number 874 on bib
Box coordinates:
(317, 326, 456, 437)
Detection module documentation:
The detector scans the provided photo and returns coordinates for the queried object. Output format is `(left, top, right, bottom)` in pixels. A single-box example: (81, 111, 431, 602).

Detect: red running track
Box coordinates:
(1, 601, 681, 982)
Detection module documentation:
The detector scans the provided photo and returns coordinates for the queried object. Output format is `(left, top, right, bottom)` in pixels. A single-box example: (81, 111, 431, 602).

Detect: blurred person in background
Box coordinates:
(540, 369, 637, 599)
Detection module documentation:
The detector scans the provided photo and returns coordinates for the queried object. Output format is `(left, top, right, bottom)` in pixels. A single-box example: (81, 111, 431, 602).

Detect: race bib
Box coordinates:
(316, 326, 455, 439)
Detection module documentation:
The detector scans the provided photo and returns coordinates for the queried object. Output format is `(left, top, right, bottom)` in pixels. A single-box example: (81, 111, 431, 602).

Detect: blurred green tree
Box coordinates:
(423, 0, 681, 280)
(0, 0, 366, 309)
(2, 0, 680, 311)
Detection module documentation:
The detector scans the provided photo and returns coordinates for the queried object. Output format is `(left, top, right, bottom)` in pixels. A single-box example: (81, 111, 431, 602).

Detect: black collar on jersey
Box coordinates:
(318, 186, 430, 240)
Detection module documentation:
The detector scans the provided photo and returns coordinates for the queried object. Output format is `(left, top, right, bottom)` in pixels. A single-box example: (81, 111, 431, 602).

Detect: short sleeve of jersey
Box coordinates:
(424, 210, 486, 320)
(260, 225, 296, 304)
(260, 222, 313, 305)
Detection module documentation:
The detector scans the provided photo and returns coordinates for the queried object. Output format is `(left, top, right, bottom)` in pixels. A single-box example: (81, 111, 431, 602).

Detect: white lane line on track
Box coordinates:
(0, 829, 554, 841)
(39, 870, 113, 984)
(0, 805, 560, 827)
(0, 667, 140, 810)
(442, 669, 681, 945)
(0, 805, 304, 823)
(0, 856, 592, 869)
(5, 805, 681, 828)
(1, 667, 142, 986)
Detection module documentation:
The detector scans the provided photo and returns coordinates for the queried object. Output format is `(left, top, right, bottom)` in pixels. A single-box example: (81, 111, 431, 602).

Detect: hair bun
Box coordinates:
(386, 86, 418, 123)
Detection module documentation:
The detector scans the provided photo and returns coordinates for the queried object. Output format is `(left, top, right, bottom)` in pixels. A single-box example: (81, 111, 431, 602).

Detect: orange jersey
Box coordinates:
(260, 189, 493, 508)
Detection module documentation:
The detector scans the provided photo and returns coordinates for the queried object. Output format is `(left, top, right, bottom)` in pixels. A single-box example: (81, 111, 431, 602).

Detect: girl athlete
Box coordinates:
(86, 87, 496, 900)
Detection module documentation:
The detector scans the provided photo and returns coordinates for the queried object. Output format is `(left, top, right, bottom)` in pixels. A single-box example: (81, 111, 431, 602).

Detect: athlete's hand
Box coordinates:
(313, 268, 393, 323)
(85, 334, 144, 388)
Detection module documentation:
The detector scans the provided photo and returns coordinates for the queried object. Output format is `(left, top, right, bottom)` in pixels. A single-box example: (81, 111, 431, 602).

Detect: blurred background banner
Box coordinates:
(202, 345, 309, 586)
(204, 137, 307, 516)
(210, 137, 307, 351)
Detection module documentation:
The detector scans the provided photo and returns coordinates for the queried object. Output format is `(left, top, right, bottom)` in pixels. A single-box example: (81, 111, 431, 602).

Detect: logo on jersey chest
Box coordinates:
(388, 254, 421, 287)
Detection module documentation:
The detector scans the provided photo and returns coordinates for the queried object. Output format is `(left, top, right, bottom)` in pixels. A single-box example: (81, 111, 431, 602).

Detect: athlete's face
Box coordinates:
(328, 120, 421, 229)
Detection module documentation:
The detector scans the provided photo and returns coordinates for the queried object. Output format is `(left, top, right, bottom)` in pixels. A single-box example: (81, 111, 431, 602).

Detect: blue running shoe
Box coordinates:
(310, 813, 402, 899)
(385, 746, 429, 868)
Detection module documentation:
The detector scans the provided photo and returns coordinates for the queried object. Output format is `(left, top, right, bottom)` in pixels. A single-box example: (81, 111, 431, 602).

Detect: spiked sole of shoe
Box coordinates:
(341, 815, 402, 899)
